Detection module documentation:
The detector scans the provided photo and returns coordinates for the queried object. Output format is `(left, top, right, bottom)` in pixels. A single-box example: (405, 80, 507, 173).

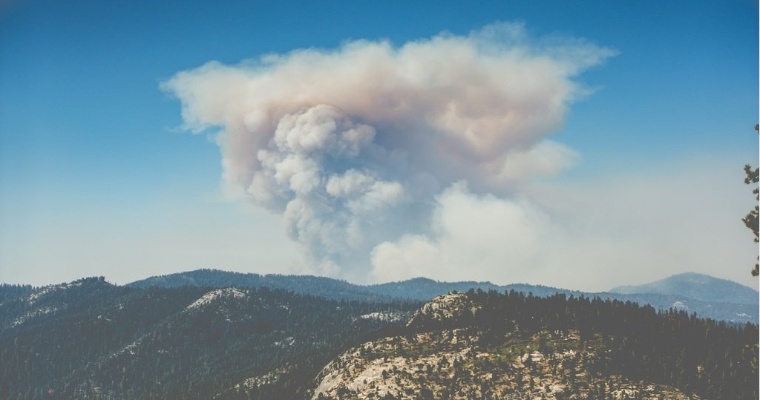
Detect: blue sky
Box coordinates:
(1, 0, 757, 291)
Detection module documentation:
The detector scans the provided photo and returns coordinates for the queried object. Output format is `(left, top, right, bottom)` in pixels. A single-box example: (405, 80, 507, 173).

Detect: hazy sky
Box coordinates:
(1, 0, 757, 292)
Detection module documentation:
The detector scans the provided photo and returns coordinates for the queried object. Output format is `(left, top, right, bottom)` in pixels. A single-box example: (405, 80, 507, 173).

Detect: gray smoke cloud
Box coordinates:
(162, 23, 615, 280)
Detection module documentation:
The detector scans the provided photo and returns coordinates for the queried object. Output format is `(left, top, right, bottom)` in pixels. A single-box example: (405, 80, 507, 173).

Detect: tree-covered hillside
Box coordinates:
(0, 283, 34, 303)
(0, 278, 419, 399)
(468, 290, 758, 399)
(310, 290, 758, 400)
(127, 269, 398, 302)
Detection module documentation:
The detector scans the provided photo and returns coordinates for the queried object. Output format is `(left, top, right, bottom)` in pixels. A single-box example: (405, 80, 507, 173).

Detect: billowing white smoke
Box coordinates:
(163, 23, 615, 280)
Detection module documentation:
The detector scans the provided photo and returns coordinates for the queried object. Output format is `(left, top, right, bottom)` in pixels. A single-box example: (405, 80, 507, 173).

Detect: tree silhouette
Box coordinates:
(743, 124, 759, 276)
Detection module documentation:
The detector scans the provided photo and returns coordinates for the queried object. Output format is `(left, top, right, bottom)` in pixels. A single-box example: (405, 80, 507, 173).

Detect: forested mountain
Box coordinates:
(128, 269, 758, 324)
(127, 269, 397, 302)
(0, 277, 419, 399)
(367, 277, 571, 300)
(1, 276, 756, 399)
(311, 291, 758, 400)
(130, 271, 574, 302)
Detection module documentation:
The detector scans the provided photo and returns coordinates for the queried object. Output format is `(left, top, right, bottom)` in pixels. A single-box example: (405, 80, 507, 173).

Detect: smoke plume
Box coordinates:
(162, 23, 615, 281)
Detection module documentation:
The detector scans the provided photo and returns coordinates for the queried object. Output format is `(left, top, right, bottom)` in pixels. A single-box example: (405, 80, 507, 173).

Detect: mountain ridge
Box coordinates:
(123, 269, 758, 324)
(2, 269, 755, 324)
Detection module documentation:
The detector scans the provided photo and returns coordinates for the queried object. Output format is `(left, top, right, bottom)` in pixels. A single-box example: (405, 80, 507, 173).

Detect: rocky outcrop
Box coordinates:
(311, 294, 698, 400)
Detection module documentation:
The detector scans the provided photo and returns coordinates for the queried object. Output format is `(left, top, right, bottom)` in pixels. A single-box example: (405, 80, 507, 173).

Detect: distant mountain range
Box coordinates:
(127, 270, 574, 302)
(610, 272, 758, 305)
(127, 269, 758, 324)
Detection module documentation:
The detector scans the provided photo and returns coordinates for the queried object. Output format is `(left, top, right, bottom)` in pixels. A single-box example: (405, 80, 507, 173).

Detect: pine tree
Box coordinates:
(744, 124, 759, 276)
